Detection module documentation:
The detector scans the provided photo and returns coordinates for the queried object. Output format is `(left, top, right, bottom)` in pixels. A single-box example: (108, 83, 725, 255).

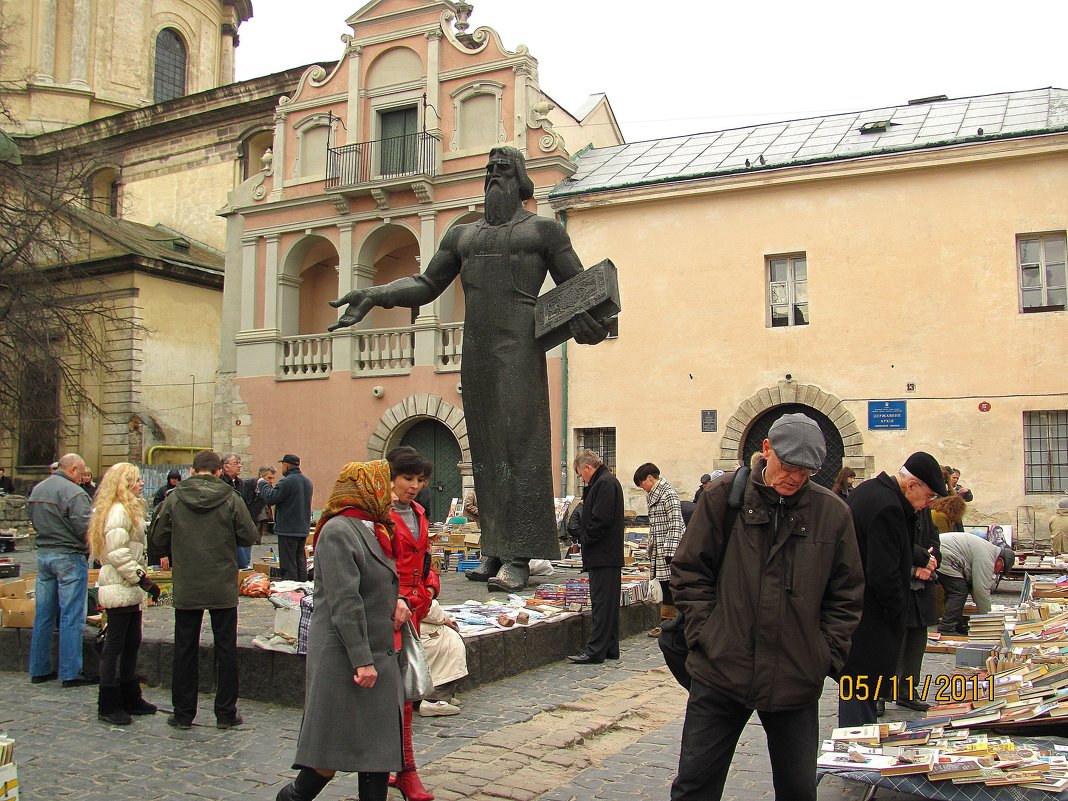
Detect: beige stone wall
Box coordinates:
(136, 272, 223, 451)
(0, 0, 242, 133)
(559, 139, 1068, 532)
(122, 159, 236, 250)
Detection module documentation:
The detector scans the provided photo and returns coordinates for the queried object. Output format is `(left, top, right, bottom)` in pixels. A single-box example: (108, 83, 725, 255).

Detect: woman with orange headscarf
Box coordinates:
(276, 460, 411, 801)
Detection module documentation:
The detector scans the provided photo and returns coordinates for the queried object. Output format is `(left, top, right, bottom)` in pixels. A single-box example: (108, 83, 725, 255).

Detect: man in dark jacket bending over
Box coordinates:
(670, 413, 864, 801)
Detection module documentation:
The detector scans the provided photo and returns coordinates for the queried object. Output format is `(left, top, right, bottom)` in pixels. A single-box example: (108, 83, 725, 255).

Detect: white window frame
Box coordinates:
(1018, 233, 1067, 312)
(766, 253, 808, 328)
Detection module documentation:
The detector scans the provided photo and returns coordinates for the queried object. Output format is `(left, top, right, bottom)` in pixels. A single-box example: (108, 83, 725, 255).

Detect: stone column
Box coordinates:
(268, 111, 287, 201)
(69, 0, 90, 88)
(263, 234, 281, 334)
(413, 212, 439, 367)
(239, 237, 258, 331)
(332, 222, 356, 367)
(345, 43, 361, 142)
(425, 31, 442, 137)
(36, 0, 57, 83)
(220, 24, 238, 85)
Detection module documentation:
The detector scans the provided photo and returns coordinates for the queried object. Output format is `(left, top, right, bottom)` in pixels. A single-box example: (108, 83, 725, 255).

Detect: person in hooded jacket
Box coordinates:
(151, 449, 257, 729)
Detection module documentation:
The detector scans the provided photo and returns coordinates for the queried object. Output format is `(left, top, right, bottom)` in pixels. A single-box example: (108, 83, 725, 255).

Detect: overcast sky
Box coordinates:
(236, 1, 1068, 143)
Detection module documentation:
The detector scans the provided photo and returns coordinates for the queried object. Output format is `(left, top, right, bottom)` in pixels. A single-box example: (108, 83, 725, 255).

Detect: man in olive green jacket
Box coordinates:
(152, 450, 257, 729)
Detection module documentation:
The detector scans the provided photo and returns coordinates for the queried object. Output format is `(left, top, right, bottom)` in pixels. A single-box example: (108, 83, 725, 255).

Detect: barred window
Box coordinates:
(1024, 411, 1068, 493)
(576, 427, 616, 486)
(153, 29, 187, 103)
(18, 362, 60, 467)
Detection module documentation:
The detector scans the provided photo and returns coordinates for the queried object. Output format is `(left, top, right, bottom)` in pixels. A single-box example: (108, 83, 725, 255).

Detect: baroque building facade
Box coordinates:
(213, 0, 621, 520)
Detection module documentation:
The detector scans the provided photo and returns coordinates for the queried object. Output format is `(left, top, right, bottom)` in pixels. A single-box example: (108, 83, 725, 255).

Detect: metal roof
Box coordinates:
(551, 88, 1068, 198)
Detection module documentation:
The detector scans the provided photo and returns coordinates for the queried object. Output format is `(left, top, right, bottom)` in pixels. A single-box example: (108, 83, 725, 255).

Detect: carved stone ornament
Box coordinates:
(370, 188, 389, 210)
(261, 148, 274, 175)
(528, 97, 564, 153)
(331, 194, 349, 215)
(439, 9, 528, 56)
(411, 180, 433, 204)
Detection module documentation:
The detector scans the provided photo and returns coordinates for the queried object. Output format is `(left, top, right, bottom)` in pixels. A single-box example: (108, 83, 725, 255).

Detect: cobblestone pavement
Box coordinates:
(1, 627, 951, 801)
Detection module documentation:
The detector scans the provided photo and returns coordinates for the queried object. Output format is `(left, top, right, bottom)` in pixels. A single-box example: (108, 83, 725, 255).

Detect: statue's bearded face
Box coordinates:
(484, 157, 523, 225)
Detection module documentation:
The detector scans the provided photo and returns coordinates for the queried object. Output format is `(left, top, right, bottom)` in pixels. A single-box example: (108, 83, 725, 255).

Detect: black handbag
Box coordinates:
(658, 466, 749, 689)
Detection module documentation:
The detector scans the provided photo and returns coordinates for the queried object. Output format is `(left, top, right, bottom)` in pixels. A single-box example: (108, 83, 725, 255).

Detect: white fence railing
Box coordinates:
(435, 322, 463, 372)
(278, 335, 332, 379)
(352, 327, 416, 376)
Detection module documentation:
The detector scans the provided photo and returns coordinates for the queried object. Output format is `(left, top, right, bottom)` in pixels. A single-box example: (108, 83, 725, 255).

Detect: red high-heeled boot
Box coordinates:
(393, 770, 434, 801)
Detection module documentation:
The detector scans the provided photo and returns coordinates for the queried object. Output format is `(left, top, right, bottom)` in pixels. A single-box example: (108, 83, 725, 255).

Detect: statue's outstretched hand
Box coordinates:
(328, 289, 376, 331)
(570, 311, 609, 345)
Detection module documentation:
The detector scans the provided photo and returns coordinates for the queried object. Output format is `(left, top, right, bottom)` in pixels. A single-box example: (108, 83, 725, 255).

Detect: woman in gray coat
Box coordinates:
(276, 460, 410, 801)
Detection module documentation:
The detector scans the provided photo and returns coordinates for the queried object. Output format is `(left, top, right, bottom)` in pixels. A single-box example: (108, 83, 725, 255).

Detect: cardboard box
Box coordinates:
(0, 598, 34, 628)
(253, 562, 282, 580)
(463, 531, 481, 547)
(238, 569, 255, 588)
(0, 761, 18, 801)
(0, 579, 32, 599)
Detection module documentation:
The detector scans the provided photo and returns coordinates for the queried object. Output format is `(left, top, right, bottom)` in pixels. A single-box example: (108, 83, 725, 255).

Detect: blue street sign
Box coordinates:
(868, 400, 907, 430)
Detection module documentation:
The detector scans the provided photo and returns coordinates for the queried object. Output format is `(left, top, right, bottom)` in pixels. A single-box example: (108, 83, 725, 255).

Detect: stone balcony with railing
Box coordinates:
(273, 323, 463, 380)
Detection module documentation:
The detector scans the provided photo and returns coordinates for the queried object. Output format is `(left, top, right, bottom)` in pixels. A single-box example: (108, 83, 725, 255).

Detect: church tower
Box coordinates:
(0, 0, 253, 133)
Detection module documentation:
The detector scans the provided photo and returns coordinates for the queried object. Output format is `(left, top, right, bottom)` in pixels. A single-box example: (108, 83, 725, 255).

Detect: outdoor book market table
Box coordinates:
(818, 736, 1068, 800)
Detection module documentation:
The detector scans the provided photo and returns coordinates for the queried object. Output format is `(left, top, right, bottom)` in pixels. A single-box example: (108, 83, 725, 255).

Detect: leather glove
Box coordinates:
(138, 574, 161, 602)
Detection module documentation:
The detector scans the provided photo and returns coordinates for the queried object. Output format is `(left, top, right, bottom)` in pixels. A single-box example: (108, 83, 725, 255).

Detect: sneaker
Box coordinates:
(30, 672, 58, 684)
(418, 700, 460, 717)
(216, 713, 244, 729)
(167, 714, 193, 730)
(62, 675, 99, 688)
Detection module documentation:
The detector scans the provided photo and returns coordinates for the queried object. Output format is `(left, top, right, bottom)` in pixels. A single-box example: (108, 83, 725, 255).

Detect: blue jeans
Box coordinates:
(30, 551, 89, 681)
(236, 545, 252, 569)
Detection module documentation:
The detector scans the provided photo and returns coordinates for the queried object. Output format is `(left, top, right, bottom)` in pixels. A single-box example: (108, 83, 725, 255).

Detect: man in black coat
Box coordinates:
(838, 451, 948, 726)
(568, 449, 624, 664)
(257, 454, 313, 581)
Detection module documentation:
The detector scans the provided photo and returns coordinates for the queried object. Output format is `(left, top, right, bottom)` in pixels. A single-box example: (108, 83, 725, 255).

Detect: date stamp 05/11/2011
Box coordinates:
(837, 674, 993, 704)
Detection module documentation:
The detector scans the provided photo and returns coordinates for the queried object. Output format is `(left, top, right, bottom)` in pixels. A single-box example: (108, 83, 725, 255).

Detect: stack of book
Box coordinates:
(818, 727, 1068, 791)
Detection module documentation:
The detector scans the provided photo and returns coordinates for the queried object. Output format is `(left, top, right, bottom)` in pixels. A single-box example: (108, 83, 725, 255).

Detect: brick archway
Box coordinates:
(715, 380, 867, 475)
(366, 393, 471, 466)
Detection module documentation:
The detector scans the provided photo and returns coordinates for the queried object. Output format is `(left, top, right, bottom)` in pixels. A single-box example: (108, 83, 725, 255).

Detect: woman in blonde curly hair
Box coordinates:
(88, 462, 160, 725)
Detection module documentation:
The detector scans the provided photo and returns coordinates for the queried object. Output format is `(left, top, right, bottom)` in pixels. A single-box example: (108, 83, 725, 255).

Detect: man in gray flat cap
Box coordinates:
(670, 413, 864, 801)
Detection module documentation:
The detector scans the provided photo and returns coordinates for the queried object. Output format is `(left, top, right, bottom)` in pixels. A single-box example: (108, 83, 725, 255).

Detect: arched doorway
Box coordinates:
(742, 404, 845, 489)
(400, 419, 462, 523)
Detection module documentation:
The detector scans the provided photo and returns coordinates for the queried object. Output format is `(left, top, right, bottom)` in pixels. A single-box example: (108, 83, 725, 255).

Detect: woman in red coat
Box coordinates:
(386, 446, 440, 801)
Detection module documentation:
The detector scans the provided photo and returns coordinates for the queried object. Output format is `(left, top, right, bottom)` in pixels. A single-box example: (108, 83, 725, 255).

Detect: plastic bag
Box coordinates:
(240, 572, 271, 597)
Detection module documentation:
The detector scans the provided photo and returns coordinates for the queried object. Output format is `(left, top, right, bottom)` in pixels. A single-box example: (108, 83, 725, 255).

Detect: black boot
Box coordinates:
(358, 772, 389, 801)
(464, 556, 502, 582)
(276, 768, 332, 801)
(119, 679, 157, 715)
(97, 685, 132, 725)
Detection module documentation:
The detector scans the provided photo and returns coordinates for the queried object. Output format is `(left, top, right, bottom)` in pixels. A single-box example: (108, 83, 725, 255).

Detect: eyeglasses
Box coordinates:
(772, 450, 815, 477)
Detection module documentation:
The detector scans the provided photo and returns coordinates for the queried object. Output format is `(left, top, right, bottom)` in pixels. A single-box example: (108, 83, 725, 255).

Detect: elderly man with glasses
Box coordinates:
(669, 413, 863, 801)
(837, 451, 948, 727)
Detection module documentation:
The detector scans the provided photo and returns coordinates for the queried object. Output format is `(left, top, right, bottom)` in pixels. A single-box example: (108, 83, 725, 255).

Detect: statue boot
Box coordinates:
(487, 559, 530, 592)
(465, 555, 502, 582)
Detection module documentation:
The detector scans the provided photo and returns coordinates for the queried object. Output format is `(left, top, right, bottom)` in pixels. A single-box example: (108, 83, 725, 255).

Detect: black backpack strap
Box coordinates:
(719, 466, 750, 574)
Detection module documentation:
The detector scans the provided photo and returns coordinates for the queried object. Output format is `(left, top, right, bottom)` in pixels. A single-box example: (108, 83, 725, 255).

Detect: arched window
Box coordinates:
(153, 29, 187, 103)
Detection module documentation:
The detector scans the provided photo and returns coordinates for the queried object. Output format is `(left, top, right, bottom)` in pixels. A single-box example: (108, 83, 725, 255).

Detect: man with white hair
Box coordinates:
(838, 451, 948, 726)
(27, 453, 95, 686)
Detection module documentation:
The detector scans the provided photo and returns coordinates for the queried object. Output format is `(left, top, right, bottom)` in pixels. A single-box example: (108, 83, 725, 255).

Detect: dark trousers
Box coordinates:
(659, 579, 674, 606)
(585, 566, 621, 660)
(99, 605, 142, 687)
(838, 696, 878, 727)
(172, 606, 238, 722)
(896, 625, 929, 700)
(278, 534, 308, 582)
(671, 678, 819, 801)
(938, 574, 970, 633)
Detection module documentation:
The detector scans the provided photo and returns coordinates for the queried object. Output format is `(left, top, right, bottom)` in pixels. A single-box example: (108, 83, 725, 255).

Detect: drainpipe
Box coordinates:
(558, 209, 570, 495)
